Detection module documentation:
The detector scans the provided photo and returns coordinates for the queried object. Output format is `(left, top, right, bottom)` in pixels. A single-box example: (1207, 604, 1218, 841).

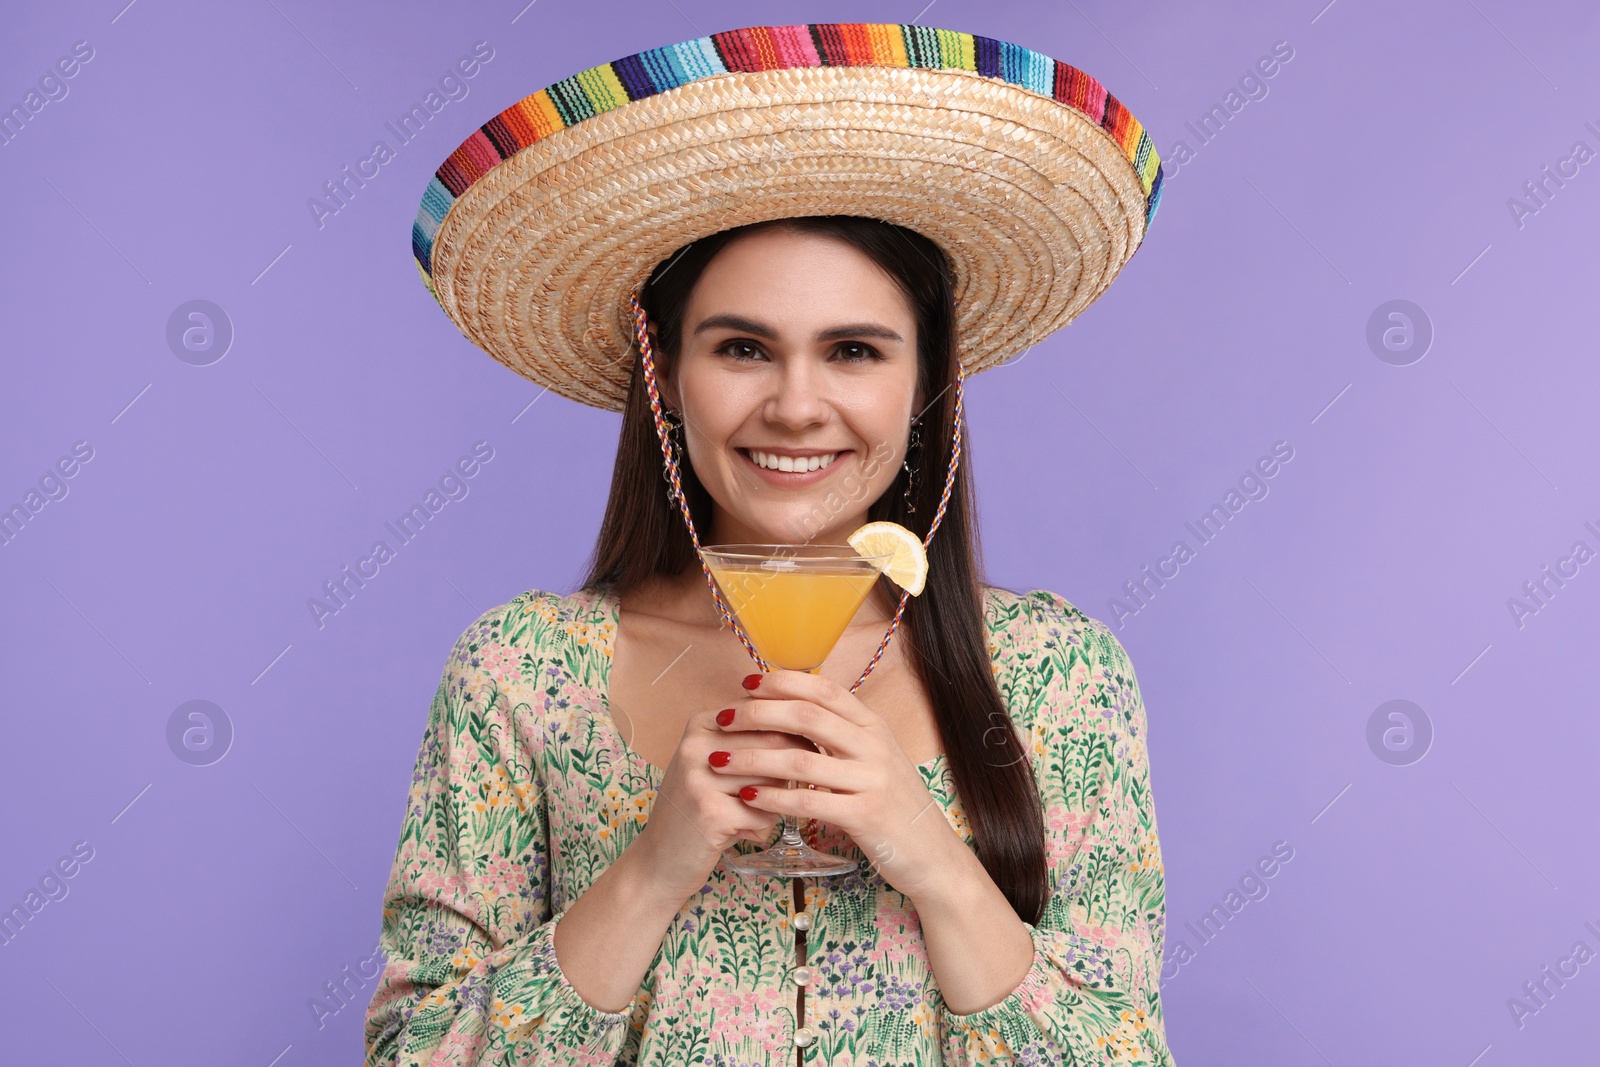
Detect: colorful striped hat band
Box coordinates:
(414, 22, 1163, 413)
(628, 291, 965, 691)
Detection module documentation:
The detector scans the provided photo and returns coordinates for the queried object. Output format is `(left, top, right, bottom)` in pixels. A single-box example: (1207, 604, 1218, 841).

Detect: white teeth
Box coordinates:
(749, 450, 839, 472)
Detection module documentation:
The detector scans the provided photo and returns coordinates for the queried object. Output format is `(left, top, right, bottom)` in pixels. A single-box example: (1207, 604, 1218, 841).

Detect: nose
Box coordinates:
(763, 357, 830, 430)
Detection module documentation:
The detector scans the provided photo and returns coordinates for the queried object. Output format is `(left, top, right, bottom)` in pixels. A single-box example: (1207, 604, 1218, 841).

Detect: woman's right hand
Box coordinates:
(630, 703, 813, 899)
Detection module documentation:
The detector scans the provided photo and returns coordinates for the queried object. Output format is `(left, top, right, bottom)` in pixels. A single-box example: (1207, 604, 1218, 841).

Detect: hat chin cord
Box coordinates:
(627, 289, 963, 694)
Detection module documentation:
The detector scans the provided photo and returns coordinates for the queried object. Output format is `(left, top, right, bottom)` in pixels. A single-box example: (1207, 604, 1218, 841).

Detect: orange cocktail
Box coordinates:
(703, 560, 881, 672)
(699, 544, 892, 877)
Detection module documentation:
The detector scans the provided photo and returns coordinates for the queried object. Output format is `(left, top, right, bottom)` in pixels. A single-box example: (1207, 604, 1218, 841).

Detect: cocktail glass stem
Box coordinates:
(777, 787, 805, 848)
(774, 665, 825, 849)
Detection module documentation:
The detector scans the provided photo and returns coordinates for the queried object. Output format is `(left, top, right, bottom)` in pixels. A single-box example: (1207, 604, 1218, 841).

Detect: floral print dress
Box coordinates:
(363, 584, 1174, 1066)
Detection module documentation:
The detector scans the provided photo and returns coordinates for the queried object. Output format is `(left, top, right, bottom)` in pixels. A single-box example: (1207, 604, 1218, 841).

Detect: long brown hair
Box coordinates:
(580, 215, 1048, 923)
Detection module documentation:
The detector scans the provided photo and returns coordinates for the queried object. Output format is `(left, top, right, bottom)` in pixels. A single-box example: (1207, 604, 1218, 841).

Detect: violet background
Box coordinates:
(3, 0, 1597, 1063)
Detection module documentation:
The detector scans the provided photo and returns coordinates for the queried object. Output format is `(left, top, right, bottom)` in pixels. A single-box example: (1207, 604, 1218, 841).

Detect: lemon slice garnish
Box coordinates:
(847, 521, 928, 596)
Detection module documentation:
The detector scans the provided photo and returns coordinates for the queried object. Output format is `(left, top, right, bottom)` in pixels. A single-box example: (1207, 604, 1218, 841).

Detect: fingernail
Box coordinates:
(739, 785, 759, 802)
(708, 750, 731, 768)
(742, 674, 762, 690)
(716, 708, 735, 727)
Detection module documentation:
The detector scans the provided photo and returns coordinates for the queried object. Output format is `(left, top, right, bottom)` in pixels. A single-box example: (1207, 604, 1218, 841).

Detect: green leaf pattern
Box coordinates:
(364, 584, 1174, 1066)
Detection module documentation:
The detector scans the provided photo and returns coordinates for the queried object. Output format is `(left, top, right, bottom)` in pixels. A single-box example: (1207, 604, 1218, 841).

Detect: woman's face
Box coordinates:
(658, 226, 924, 547)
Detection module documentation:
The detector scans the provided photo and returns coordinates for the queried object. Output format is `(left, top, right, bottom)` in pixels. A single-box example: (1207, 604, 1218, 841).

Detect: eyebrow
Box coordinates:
(690, 313, 904, 344)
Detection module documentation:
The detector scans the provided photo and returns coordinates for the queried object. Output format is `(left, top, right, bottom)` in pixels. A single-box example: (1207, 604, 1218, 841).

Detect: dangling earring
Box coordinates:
(661, 408, 686, 500)
(902, 415, 923, 514)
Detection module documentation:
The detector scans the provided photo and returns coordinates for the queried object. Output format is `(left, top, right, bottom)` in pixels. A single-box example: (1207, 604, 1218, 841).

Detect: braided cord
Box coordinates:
(849, 358, 963, 693)
(630, 292, 771, 670)
(627, 290, 964, 695)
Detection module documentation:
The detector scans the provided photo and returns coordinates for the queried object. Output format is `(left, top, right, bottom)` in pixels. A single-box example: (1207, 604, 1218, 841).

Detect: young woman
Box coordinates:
(366, 23, 1172, 1067)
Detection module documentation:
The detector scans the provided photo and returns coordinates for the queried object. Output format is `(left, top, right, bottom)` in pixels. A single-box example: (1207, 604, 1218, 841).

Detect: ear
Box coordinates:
(645, 321, 683, 410)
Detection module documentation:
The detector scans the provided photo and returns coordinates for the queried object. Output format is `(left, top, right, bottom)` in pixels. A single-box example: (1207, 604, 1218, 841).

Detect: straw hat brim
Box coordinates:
(415, 26, 1162, 412)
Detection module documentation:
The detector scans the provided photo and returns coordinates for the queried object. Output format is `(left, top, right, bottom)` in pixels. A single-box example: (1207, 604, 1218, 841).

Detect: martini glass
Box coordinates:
(701, 544, 892, 877)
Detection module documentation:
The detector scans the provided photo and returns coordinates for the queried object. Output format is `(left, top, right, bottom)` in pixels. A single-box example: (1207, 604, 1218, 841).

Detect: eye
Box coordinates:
(715, 340, 766, 362)
(833, 343, 884, 363)
(714, 340, 886, 363)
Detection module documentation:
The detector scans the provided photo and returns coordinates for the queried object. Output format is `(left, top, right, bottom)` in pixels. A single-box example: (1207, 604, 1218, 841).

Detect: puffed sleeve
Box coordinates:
(363, 605, 637, 1066)
(933, 591, 1174, 1066)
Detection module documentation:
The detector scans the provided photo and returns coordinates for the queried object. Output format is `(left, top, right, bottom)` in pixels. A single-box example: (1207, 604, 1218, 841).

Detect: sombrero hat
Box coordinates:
(411, 22, 1163, 411)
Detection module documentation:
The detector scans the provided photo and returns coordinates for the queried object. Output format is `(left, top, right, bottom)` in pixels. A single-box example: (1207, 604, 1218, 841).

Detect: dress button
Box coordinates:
(793, 1026, 816, 1047)
(792, 911, 812, 931)
(794, 966, 814, 986)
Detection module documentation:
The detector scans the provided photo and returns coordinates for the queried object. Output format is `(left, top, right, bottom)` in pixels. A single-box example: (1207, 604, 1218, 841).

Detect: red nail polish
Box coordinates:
(739, 785, 759, 802)
(716, 708, 735, 727)
(708, 750, 731, 768)
(742, 674, 762, 690)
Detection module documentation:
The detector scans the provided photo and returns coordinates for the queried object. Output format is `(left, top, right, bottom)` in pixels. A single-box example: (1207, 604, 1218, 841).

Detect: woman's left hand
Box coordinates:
(710, 669, 959, 899)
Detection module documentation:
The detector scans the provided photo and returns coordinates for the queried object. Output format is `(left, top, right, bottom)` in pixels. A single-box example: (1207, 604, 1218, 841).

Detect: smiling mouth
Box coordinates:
(738, 449, 845, 474)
